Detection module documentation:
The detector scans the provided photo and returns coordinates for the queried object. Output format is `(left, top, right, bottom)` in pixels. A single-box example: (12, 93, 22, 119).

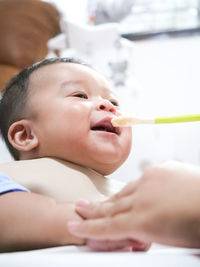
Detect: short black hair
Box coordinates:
(0, 57, 87, 160)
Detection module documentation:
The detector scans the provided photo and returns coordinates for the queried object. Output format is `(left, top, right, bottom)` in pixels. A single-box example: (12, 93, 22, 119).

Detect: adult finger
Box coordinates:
(68, 213, 133, 240)
(110, 180, 138, 201)
(76, 195, 133, 219)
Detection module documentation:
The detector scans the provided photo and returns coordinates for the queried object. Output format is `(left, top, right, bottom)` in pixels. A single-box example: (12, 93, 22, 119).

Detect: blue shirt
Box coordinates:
(0, 172, 29, 195)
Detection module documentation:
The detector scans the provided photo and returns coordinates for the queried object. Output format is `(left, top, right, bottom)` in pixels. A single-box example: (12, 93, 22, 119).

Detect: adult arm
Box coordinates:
(68, 161, 200, 248)
(0, 191, 84, 252)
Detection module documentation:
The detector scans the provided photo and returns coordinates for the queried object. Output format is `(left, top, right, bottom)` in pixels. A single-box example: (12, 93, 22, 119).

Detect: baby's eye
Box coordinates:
(73, 93, 88, 99)
(110, 100, 120, 107)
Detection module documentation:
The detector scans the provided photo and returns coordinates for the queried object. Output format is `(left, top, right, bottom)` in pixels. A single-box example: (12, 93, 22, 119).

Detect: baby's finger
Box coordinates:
(132, 241, 151, 252)
(87, 239, 133, 251)
(87, 238, 150, 252)
(76, 196, 132, 219)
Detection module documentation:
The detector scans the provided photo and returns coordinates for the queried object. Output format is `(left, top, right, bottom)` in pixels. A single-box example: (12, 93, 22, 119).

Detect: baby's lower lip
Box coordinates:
(90, 127, 121, 136)
(90, 130, 119, 137)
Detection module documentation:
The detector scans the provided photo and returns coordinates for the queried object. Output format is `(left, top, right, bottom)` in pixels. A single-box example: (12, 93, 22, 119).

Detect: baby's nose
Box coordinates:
(97, 99, 116, 113)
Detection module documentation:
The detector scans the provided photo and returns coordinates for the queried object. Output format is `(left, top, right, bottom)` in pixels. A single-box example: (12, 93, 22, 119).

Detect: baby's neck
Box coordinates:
(52, 157, 103, 178)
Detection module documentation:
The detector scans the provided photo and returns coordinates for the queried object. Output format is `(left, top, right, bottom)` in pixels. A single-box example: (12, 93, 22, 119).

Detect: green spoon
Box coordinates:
(111, 114, 200, 127)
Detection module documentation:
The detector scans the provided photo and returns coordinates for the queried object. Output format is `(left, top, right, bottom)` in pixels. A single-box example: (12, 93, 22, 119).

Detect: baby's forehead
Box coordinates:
(29, 62, 116, 97)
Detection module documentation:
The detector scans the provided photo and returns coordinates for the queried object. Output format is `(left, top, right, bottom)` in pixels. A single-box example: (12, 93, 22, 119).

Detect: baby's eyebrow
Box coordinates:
(60, 80, 84, 89)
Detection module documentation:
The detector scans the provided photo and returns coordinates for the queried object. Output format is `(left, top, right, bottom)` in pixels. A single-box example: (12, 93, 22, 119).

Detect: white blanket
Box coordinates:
(1, 245, 200, 267)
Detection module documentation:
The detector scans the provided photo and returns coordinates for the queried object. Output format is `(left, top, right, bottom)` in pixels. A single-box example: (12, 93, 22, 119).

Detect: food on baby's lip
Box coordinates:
(111, 116, 149, 127)
(111, 116, 134, 127)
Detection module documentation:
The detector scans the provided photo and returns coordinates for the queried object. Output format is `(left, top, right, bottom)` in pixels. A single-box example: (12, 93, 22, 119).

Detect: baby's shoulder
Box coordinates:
(0, 158, 111, 201)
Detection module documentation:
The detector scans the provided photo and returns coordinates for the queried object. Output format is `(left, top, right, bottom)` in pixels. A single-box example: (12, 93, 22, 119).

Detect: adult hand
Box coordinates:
(68, 161, 200, 248)
(0, 64, 20, 92)
(0, 0, 60, 68)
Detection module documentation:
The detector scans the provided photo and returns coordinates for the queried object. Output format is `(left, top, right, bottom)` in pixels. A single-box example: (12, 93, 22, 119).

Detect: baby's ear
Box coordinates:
(8, 120, 39, 152)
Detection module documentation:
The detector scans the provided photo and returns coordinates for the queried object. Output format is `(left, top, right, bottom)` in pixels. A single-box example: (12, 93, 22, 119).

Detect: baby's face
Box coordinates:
(27, 63, 132, 175)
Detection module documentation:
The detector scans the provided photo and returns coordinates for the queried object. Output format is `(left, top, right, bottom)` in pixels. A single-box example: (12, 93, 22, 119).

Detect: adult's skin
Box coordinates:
(68, 161, 200, 248)
(0, 0, 60, 68)
(0, 0, 60, 92)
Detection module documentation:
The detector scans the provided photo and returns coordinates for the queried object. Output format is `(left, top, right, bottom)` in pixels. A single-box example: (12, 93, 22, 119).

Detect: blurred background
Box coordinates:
(0, 0, 200, 182)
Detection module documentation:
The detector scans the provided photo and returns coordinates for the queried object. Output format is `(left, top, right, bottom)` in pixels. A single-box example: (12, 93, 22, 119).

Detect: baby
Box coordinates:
(0, 58, 147, 252)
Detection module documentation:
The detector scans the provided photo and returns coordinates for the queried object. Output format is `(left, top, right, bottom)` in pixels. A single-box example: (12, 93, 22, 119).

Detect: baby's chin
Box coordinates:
(90, 161, 124, 176)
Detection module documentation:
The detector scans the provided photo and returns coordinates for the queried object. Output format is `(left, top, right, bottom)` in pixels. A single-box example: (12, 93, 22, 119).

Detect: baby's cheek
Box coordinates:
(121, 128, 132, 161)
(69, 102, 91, 121)
(124, 128, 132, 147)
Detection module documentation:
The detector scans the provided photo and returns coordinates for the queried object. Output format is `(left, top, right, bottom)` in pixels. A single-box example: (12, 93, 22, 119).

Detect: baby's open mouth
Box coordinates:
(91, 118, 120, 135)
